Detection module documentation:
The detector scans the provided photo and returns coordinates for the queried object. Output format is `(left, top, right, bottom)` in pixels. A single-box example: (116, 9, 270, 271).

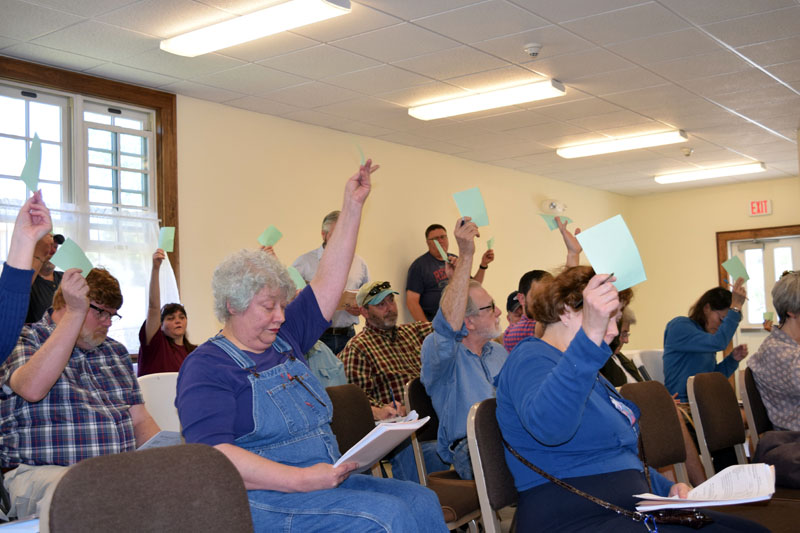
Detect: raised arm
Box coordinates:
(144, 249, 165, 345)
(556, 216, 581, 267)
(310, 160, 378, 320)
(440, 218, 479, 331)
(473, 249, 494, 283)
(7, 191, 52, 272)
(9, 269, 88, 402)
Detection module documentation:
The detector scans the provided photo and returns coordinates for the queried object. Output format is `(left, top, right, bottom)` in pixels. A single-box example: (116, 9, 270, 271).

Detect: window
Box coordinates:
(0, 61, 177, 354)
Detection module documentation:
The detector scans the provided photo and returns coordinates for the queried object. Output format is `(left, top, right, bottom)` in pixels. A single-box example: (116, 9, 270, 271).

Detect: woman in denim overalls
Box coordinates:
(177, 162, 447, 532)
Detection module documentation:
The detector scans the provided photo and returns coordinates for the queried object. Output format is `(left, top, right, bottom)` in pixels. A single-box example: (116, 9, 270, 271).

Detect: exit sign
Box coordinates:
(750, 199, 772, 216)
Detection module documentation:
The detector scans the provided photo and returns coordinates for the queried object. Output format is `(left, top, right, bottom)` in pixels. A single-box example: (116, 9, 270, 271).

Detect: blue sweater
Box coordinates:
(496, 329, 673, 496)
(0, 263, 33, 364)
(663, 311, 741, 402)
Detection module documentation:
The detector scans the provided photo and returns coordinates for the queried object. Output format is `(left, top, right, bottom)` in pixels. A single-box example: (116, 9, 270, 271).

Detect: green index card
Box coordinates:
(50, 238, 93, 278)
(356, 143, 365, 165)
(20, 133, 42, 192)
(257, 225, 283, 247)
(539, 214, 573, 231)
(433, 240, 447, 262)
(452, 187, 489, 227)
(158, 227, 175, 252)
(487, 237, 495, 250)
(576, 214, 646, 291)
(722, 256, 750, 282)
(287, 266, 307, 290)
(763, 311, 774, 321)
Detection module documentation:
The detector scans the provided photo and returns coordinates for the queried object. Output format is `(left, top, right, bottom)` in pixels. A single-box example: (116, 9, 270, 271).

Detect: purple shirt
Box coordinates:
(503, 315, 536, 352)
(176, 286, 330, 446)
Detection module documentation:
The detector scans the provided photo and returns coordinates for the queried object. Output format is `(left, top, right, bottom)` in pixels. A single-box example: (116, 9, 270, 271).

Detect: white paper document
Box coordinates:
(635, 464, 775, 511)
(137, 430, 183, 450)
(335, 414, 429, 473)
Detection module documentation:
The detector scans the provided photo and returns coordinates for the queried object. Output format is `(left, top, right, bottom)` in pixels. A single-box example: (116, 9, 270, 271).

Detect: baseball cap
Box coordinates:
(357, 281, 399, 307)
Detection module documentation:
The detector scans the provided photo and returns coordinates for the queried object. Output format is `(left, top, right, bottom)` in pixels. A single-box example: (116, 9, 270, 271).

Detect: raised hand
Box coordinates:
(581, 274, 619, 346)
(453, 217, 479, 256)
(152, 248, 166, 269)
(480, 249, 494, 268)
(556, 216, 582, 267)
(344, 158, 379, 206)
(731, 277, 747, 308)
(60, 268, 90, 315)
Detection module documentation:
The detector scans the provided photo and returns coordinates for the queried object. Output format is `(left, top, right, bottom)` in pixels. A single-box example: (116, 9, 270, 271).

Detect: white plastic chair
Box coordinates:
(628, 349, 665, 384)
(138, 372, 181, 432)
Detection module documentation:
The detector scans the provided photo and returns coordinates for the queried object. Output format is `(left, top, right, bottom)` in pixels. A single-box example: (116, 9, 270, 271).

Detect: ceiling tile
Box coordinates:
(117, 48, 245, 78)
(376, 82, 469, 107)
(701, 6, 800, 48)
(1, 42, 104, 71)
(331, 23, 459, 63)
(647, 49, 751, 81)
(217, 32, 320, 63)
(355, 0, 486, 21)
(737, 35, 800, 67)
(281, 109, 347, 128)
(315, 97, 406, 123)
(331, 120, 394, 137)
(471, 25, 593, 64)
(0, 36, 20, 49)
(259, 45, 379, 79)
(682, 69, 782, 98)
(32, 21, 156, 61)
(393, 46, 506, 80)
(603, 84, 702, 112)
(566, 109, 655, 131)
(191, 63, 308, 95)
(324, 64, 431, 95)
(524, 48, 635, 81)
(159, 80, 245, 102)
(510, 0, 647, 24)
(225, 95, 300, 116)
(562, 3, 690, 46)
(714, 86, 800, 115)
(658, 0, 797, 25)
(414, 0, 549, 43)
(607, 28, 720, 65)
(460, 109, 552, 132)
(504, 120, 589, 142)
(534, 98, 624, 121)
(197, 1, 291, 16)
(768, 60, 800, 83)
(290, 3, 402, 42)
(569, 67, 666, 96)
(261, 82, 361, 108)
(98, 0, 229, 38)
(415, 120, 492, 141)
(84, 63, 179, 87)
(0, 1, 84, 41)
(447, 65, 546, 91)
(20, 0, 140, 17)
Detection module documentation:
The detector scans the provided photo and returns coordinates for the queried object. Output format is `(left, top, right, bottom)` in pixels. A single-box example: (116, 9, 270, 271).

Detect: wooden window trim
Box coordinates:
(0, 55, 180, 285)
(716, 224, 800, 286)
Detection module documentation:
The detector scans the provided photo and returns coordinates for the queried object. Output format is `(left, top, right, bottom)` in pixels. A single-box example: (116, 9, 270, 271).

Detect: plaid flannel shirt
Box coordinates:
(341, 321, 433, 407)
(503, 315, 536, 352)
(0, 311, 142, 468)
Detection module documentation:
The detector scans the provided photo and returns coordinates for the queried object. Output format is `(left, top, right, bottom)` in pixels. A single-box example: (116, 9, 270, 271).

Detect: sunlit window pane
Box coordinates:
(88, 166, 113, 188)
(0, 177, 26, 202)
(0, 95, 25, 136)
(29, 101, 61, 142)
(89, 188, 113, 204)
(88, 149, 113, 166)
(774, 247, 793, 280)
(0, 137, 26, 176)
(120, 154, 143, 170)
(121, 171, 143, 191)
(121, 192, 144, 206)
(115, 117, 143, 130)
(120, 134, 143, 155)
(84, 112, 112, 125)
(40, 143, 62, 182)
(88, 128, 113, 150)
(40, 182, 61, 208)
(744, 249, 766, 323)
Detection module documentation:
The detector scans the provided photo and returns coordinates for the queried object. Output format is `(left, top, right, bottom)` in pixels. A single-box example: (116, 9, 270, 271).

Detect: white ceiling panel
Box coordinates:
(117, 48, 245, 78)
(701, 6, 800, 48)
(84, 63, 179, 87)
(607, 28, 720, 65)
(510, 0, 648, 24)
(0, 1, 83, 41)
(259, 45, 379, 79)
(331, 23, 459, 63)
(471, 25, 593, 64)
(31, 21, 156, 61)
(261, 82, 360, 108)
(159, 80, 246, 103)
(324, 64, 431, 95)
(737, 35, 800, 67)
(98, 0, 230, 39)
(646, 49, 751, 81)
(393, 46, 506, 81)
(568, 67, 667, 96)
(561, 3, 690, 46)
(191, 63, 308, 95)
(217, 32, 319, 63)
(376, 83, 468, 107)
(225, 95, 300, 116)
(524, 48, 635, 81)
(657, 0, 797, 25)
(355, 0, 487, 21)
(1, 42, 104, 71)
(20, 0, 140, 17)
(291, 3, 401, 42)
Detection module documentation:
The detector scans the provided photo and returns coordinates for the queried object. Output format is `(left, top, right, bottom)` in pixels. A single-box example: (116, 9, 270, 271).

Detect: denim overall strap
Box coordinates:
(210, 334, 257, 369)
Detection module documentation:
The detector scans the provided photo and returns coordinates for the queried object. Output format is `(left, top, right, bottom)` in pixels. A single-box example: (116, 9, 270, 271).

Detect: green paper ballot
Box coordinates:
(158, 227, 175, 252)
(287, 266, 307, 290)
(453, 187, 489, 227)
(487, 237, 495, 250)
(257, 225, 283, 247)
(433, 240, 447, 262)
(356, 143, 365, 165)
(20, 134, 42, 192)
(50, 238, 93, 278)
(722, 256, 750, 282)
(576, 214, 646, 291)
(763, 311, 774, 322)
(540, 214, 573, 231)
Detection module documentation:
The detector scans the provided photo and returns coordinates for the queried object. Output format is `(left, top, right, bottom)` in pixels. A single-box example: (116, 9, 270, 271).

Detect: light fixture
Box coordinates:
(556, 130, 688, 159)
(408, 79, 565, 121)
(655, 162, 766, 184)
(160, 0, 351, 58)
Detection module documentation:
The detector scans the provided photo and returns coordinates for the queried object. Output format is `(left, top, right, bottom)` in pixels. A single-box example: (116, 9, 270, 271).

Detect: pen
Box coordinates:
(389, 387, 397, 412)
(574, 273, 614, 309)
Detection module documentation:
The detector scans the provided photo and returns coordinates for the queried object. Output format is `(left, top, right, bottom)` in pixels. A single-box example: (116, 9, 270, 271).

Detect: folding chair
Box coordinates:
(738, 368, 773, 451)
(138, 372, 181, 433)
(326, 384, 383, 478)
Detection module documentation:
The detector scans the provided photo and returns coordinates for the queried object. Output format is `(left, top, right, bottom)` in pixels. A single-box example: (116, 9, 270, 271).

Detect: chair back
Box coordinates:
(405, 377, 439, 442)
(687, 372, 748, 478)
(620, 381, 688, 483)
(739, 367, 773, 449)
(137, 372, 181, 433)
(467, 398, 518, 533)
(49, 444, 253, 533)
(326, 384, 383, 477)
(628, 349, 665, 383)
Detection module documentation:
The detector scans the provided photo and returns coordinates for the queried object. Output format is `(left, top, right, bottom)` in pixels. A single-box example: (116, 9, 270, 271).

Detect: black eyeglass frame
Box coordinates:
(89, 303, 122, 322)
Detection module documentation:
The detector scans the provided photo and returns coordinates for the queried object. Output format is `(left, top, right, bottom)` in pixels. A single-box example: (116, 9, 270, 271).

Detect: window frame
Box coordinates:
(0, 55, 180, 284)
(716, 224, 800, 290)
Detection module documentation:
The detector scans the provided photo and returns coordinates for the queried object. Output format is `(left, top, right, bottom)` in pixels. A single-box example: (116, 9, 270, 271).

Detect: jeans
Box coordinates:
(248, 474, 447, 532)
(451, 438, 474, 480)
(388, 439, 450, 483)
(319, 327, 355, 355)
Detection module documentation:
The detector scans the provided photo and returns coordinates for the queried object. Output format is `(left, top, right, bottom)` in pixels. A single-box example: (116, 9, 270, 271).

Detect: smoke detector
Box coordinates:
(524, 43, 542, 57)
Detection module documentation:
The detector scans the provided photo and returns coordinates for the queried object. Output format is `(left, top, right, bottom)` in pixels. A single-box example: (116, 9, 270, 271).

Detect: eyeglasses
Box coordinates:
(367, 281, 392, 298)
(89, 303, 122, 323)
(427, 234, 447, 241)
(477, 301, 496, 313)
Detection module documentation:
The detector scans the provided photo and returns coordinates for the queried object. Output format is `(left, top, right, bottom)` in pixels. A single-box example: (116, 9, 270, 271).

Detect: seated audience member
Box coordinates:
(340, 280, 448, 481)
(305, 340, 347, 388)
(26, 232, 64, 323)
(1, 192, 52, 363)
(176, 161, 446, 532)
(503, 270, 552, 352)
(749, 270, 800, 431)
(0, 267, 160, 521)
(406, 223, 494, 322)
(421, 217, 508, 480)
(663, 279, 748, 402)
(600, 307, 643, 386)
(495, 267, 765, 531)
(505, 291, 523, 327)
(138, 248, 196, 376)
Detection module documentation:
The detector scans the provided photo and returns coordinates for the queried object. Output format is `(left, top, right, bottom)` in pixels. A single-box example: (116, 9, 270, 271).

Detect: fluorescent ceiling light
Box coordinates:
(556, 130, 688, 159)
(655, 162, 766, 184)
(160, 0, 351, 57)
(408, 80, 566, 121)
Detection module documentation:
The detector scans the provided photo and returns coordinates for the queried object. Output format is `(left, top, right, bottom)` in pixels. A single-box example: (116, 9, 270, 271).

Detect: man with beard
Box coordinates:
(0, 268, 160, 522)
(341, 280, 448, 481)
(421, 218, 508, 480)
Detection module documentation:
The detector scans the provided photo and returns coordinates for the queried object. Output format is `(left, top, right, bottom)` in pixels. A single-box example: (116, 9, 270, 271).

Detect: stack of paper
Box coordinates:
(335, 413, 429, 473)
(635, 464, 775, 510)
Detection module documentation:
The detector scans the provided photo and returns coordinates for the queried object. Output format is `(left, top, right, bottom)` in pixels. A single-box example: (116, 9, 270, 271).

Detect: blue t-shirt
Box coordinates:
(176, 286, 330, 446)
(406, 252, 448, 321)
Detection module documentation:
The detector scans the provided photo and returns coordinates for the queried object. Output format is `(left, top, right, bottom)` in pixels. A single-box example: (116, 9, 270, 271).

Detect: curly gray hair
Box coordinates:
(212, 249, 296, 322)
